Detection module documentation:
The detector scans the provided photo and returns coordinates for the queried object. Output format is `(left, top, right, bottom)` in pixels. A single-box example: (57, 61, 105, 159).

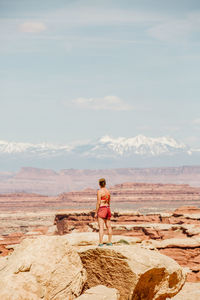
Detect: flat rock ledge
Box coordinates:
(78, 244, 186, 300)
(64, 232, 141, 246)
(76, 285, 120, 300)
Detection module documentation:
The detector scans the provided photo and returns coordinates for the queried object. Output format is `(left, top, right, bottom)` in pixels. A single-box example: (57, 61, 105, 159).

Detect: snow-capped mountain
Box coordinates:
(82, 135, 188, 158)
(0, 135, 199, 171)
(0, 140, 72, 156)
(0, 135, 191, 157)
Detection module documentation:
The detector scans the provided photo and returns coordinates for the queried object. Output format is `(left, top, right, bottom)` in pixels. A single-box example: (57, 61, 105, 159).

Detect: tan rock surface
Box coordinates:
(76, 285, 120, 300)
(64, 232, 141, 246)
(78, 244, 186, 300)
(0, 236, 86, 300)
(143, 237, 200, 249)
(174, 206, 200, 215)
(169, 282, 200, 299)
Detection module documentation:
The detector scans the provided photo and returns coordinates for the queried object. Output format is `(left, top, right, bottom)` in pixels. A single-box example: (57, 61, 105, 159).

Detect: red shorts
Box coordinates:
(98, 206, 111, 220)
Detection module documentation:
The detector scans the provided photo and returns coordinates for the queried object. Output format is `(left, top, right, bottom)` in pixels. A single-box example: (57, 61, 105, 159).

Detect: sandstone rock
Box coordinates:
(64, 232, 141, 246)
(0, 244, 10, 256)
(181, 213, 200, 220)
(169, 282, 200, 299)
(0, 236, 86, 300)
(78, 244, 186, 300)
(0, 255, 7, 270)
(142, 238, 200, 282)
(76, 285, 120, 300)
(90, 222, 200, 240)
(183, 225, 200, 236)
(186, 270, 200, 282)
(90, 222, 175, 231)
(113, 210, 141, 216)
(174, 206, 200, 215)
(143, 237, 200, 249)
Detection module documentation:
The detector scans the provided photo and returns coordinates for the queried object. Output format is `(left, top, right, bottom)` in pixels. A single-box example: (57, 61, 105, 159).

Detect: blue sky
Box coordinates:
(1, 0, 200, 147)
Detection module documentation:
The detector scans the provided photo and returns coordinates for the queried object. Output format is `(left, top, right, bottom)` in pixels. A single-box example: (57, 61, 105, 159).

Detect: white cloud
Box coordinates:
(70, 95, 133, 111)
(19, 22, 46, 33)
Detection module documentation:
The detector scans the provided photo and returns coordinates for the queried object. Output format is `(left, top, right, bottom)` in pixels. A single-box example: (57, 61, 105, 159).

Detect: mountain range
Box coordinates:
(0, 135, 200, 171)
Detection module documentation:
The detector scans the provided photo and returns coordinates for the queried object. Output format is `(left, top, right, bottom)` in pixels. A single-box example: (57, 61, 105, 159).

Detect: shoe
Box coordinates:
(98, 243, 104, 247)
(106, 243, 113, 246)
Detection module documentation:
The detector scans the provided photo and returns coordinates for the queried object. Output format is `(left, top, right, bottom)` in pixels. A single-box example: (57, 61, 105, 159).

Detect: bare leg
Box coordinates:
(105, 219, 112, 243)
(98, 217, 105, 244)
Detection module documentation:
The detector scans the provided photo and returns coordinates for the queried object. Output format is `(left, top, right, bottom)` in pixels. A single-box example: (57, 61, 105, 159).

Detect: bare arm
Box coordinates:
(108, 193, 111, 206)
(95, 190, 101, 217)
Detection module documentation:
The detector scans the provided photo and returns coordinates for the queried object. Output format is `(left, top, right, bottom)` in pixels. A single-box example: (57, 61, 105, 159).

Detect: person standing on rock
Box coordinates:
(95, 178, 112, 247)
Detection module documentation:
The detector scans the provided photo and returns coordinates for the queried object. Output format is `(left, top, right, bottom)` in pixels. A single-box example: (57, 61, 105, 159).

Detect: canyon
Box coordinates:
(0, 181, 200, 212)
(1, 206, 200, 283)
(0, 209, 198, 299)
(0, 181, 200, 298)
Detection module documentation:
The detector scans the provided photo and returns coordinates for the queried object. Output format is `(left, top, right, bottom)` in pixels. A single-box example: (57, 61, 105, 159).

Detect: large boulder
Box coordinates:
(78, 245, 186, 300)
(76, 285, 120, 299)
(0, 236, 86, 300)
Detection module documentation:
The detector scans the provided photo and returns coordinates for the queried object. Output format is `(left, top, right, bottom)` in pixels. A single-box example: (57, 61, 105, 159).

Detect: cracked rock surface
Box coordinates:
(78, 244, 186, 300)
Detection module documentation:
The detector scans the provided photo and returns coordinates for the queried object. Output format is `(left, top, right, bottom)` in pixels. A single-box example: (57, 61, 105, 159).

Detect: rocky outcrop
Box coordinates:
(54, 208, 200, 238)
(78, 244, 186, 300)
(76, 285, 120, 300)
(0, 236, 86, 300)
(0, 233, 186, 300)
(53, 208, 200, 284)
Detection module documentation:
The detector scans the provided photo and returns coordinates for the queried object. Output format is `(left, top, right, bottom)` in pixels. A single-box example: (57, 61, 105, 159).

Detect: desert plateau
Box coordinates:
(0, 179, 200, 299)
(1, 165, 200, 195)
